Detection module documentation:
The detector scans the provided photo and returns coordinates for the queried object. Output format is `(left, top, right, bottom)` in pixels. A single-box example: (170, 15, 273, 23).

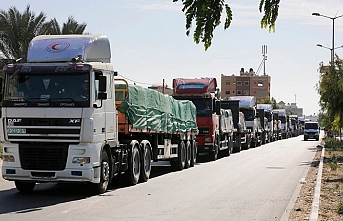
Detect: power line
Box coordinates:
(117, 74, 160, 86)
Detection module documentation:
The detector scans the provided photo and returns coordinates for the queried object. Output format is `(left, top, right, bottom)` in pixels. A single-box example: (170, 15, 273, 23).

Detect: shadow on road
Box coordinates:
(0, 154, 217, 215)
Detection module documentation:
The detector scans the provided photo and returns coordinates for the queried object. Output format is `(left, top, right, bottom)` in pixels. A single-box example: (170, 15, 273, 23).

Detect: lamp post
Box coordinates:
(316, 44, 343, 60)
(312, 12, 343, 64)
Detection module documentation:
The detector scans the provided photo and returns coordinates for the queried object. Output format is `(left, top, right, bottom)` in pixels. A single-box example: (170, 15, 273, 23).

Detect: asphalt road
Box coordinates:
(0, 133, 322, 221)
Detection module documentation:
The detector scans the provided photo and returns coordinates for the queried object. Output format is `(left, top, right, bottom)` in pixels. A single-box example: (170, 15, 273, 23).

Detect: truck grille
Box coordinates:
(6, 118, 81, 142)
(19, 143, 68, 170)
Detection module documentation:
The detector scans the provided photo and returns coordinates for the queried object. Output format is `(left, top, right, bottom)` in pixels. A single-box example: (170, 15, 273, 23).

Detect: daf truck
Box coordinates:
(0, 35, 198, 194)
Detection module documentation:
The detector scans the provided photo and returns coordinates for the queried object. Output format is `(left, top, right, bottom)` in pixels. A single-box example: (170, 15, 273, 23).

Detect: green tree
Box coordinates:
(43, 16, 87, 35)
(0, 5, 87, 62)
(0, 5, 47, 60)
(317, 56, 343, 135)
(257, 96, 279, 109)
(174, 0, 280, 50)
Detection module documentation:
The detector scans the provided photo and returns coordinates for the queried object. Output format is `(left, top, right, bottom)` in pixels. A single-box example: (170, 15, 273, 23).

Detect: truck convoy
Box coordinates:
(0, 35, 198, 194)
(172, 77, 233, 161)
(228, 96, 262, 148)
(0, 34, 309, 195)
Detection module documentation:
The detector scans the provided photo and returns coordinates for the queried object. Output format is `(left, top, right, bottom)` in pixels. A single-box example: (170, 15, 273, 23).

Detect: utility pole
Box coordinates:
(162, 79, 165, 94)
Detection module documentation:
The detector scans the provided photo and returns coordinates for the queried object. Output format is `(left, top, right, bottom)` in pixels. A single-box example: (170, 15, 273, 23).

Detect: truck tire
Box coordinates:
(226, 135, 234, 156)
(91, 149, 110, 194)
(190, 140, 197, 167)
(233, 134, 241, 153)
(170, 141, 186, 170)
(15, 181, 35, 193)
(140, 141, 152, 183)
(221, 135, 230, 157)
(209, 137, 219, 161)
(125, 144, 141, 185)
(184, 141, 191, 169)
(262, 132, 266, 145)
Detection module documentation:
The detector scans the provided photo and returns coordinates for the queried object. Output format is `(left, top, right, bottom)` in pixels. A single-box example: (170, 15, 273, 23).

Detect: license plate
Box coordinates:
(7, 128, 26, 134)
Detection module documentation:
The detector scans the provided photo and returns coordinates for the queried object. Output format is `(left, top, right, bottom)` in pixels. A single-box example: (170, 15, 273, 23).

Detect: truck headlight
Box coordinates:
(72, 157, 90, 164)
(3, 155, 15, 162)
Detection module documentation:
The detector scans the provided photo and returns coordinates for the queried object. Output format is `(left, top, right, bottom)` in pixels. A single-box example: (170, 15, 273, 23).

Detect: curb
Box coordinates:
(309, 147, 325, 221)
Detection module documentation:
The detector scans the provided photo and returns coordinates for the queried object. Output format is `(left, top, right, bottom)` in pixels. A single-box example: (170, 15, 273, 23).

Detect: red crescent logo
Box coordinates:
(51, 43, 60, 50)
(46, 42, 70, 53)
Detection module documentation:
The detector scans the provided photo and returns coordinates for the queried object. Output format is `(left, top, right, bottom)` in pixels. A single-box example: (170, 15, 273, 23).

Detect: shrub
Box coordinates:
(324, 137, 343, 150)
(337, 202, 343, 214)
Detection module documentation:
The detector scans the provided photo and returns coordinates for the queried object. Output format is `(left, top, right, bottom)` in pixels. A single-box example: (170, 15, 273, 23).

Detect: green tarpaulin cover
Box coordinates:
(117, 85, 197, 133)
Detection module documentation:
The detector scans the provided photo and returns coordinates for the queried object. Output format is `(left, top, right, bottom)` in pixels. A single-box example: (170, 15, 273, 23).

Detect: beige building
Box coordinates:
(277, 101, 304, 116)
(221, 68, 271, 101)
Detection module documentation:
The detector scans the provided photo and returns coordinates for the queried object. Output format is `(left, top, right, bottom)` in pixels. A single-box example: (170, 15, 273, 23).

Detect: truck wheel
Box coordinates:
(262, 133, 266, 144)
(91, 149, 110, 194)
(15, 181, 35, 193)
(140, 142, 152, 183)
(184, 141, 191, 169)
(209, 137, 219, 161)
(233, 134, 241, 153)
(226, 135, 233, 156)
(221, 135, 230, 157)
(125, 145, 141, 185)
(170, 141, 186, 170)
(190, 141, 197, 167)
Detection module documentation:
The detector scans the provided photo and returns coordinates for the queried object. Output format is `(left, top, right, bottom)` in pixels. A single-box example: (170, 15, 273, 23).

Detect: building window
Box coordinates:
(237, 81, 242, 86)
(258, 82, 264, 87)
(233, 91, 235, 94)
(232, 81, 235, 85)
(225, 91, 230, 94)
(237, 90, 242, 95)
(244, 90, 249, 95)
(257, 91, 264, 96)
(226, 81, 230, 85)
(244, 81, 249, 86)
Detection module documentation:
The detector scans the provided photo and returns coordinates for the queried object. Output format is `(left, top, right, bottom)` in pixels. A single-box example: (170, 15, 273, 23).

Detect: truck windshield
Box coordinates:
(279, 116, 286, 123)
(305, 123, 318, 129)
(189, 98, 213, 116)
(240, 109, 254, 121)
(3, 71, 91, 107)
(265, 112, 272, 122)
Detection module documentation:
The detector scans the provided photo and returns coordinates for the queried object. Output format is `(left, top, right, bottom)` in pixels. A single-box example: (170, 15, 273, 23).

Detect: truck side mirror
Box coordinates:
(215, 100, 221, 115)
(99, 76, 107, 92)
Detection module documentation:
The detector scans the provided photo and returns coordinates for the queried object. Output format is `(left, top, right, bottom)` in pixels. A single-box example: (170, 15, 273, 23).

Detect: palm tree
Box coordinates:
(0, 5, 47, 60)
(44, 16, 87, 35)
(0, 5, 87, 65)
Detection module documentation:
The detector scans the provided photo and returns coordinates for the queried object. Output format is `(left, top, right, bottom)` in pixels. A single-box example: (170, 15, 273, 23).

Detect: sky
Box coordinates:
(2, 0, 343, 116)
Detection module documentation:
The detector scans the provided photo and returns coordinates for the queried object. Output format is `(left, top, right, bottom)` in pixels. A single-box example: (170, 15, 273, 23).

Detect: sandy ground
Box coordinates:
(289, 143, 343, 220)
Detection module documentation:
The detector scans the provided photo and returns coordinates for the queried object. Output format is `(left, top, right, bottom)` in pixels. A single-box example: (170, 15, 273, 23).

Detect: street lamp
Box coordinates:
(312, 12, 343, 64)
(316, 44, 343, 55)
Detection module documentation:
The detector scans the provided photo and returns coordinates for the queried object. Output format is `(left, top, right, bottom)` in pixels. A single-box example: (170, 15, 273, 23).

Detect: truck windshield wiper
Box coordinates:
(26, 97, 48, 101)
(48, 98, 76, 102)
